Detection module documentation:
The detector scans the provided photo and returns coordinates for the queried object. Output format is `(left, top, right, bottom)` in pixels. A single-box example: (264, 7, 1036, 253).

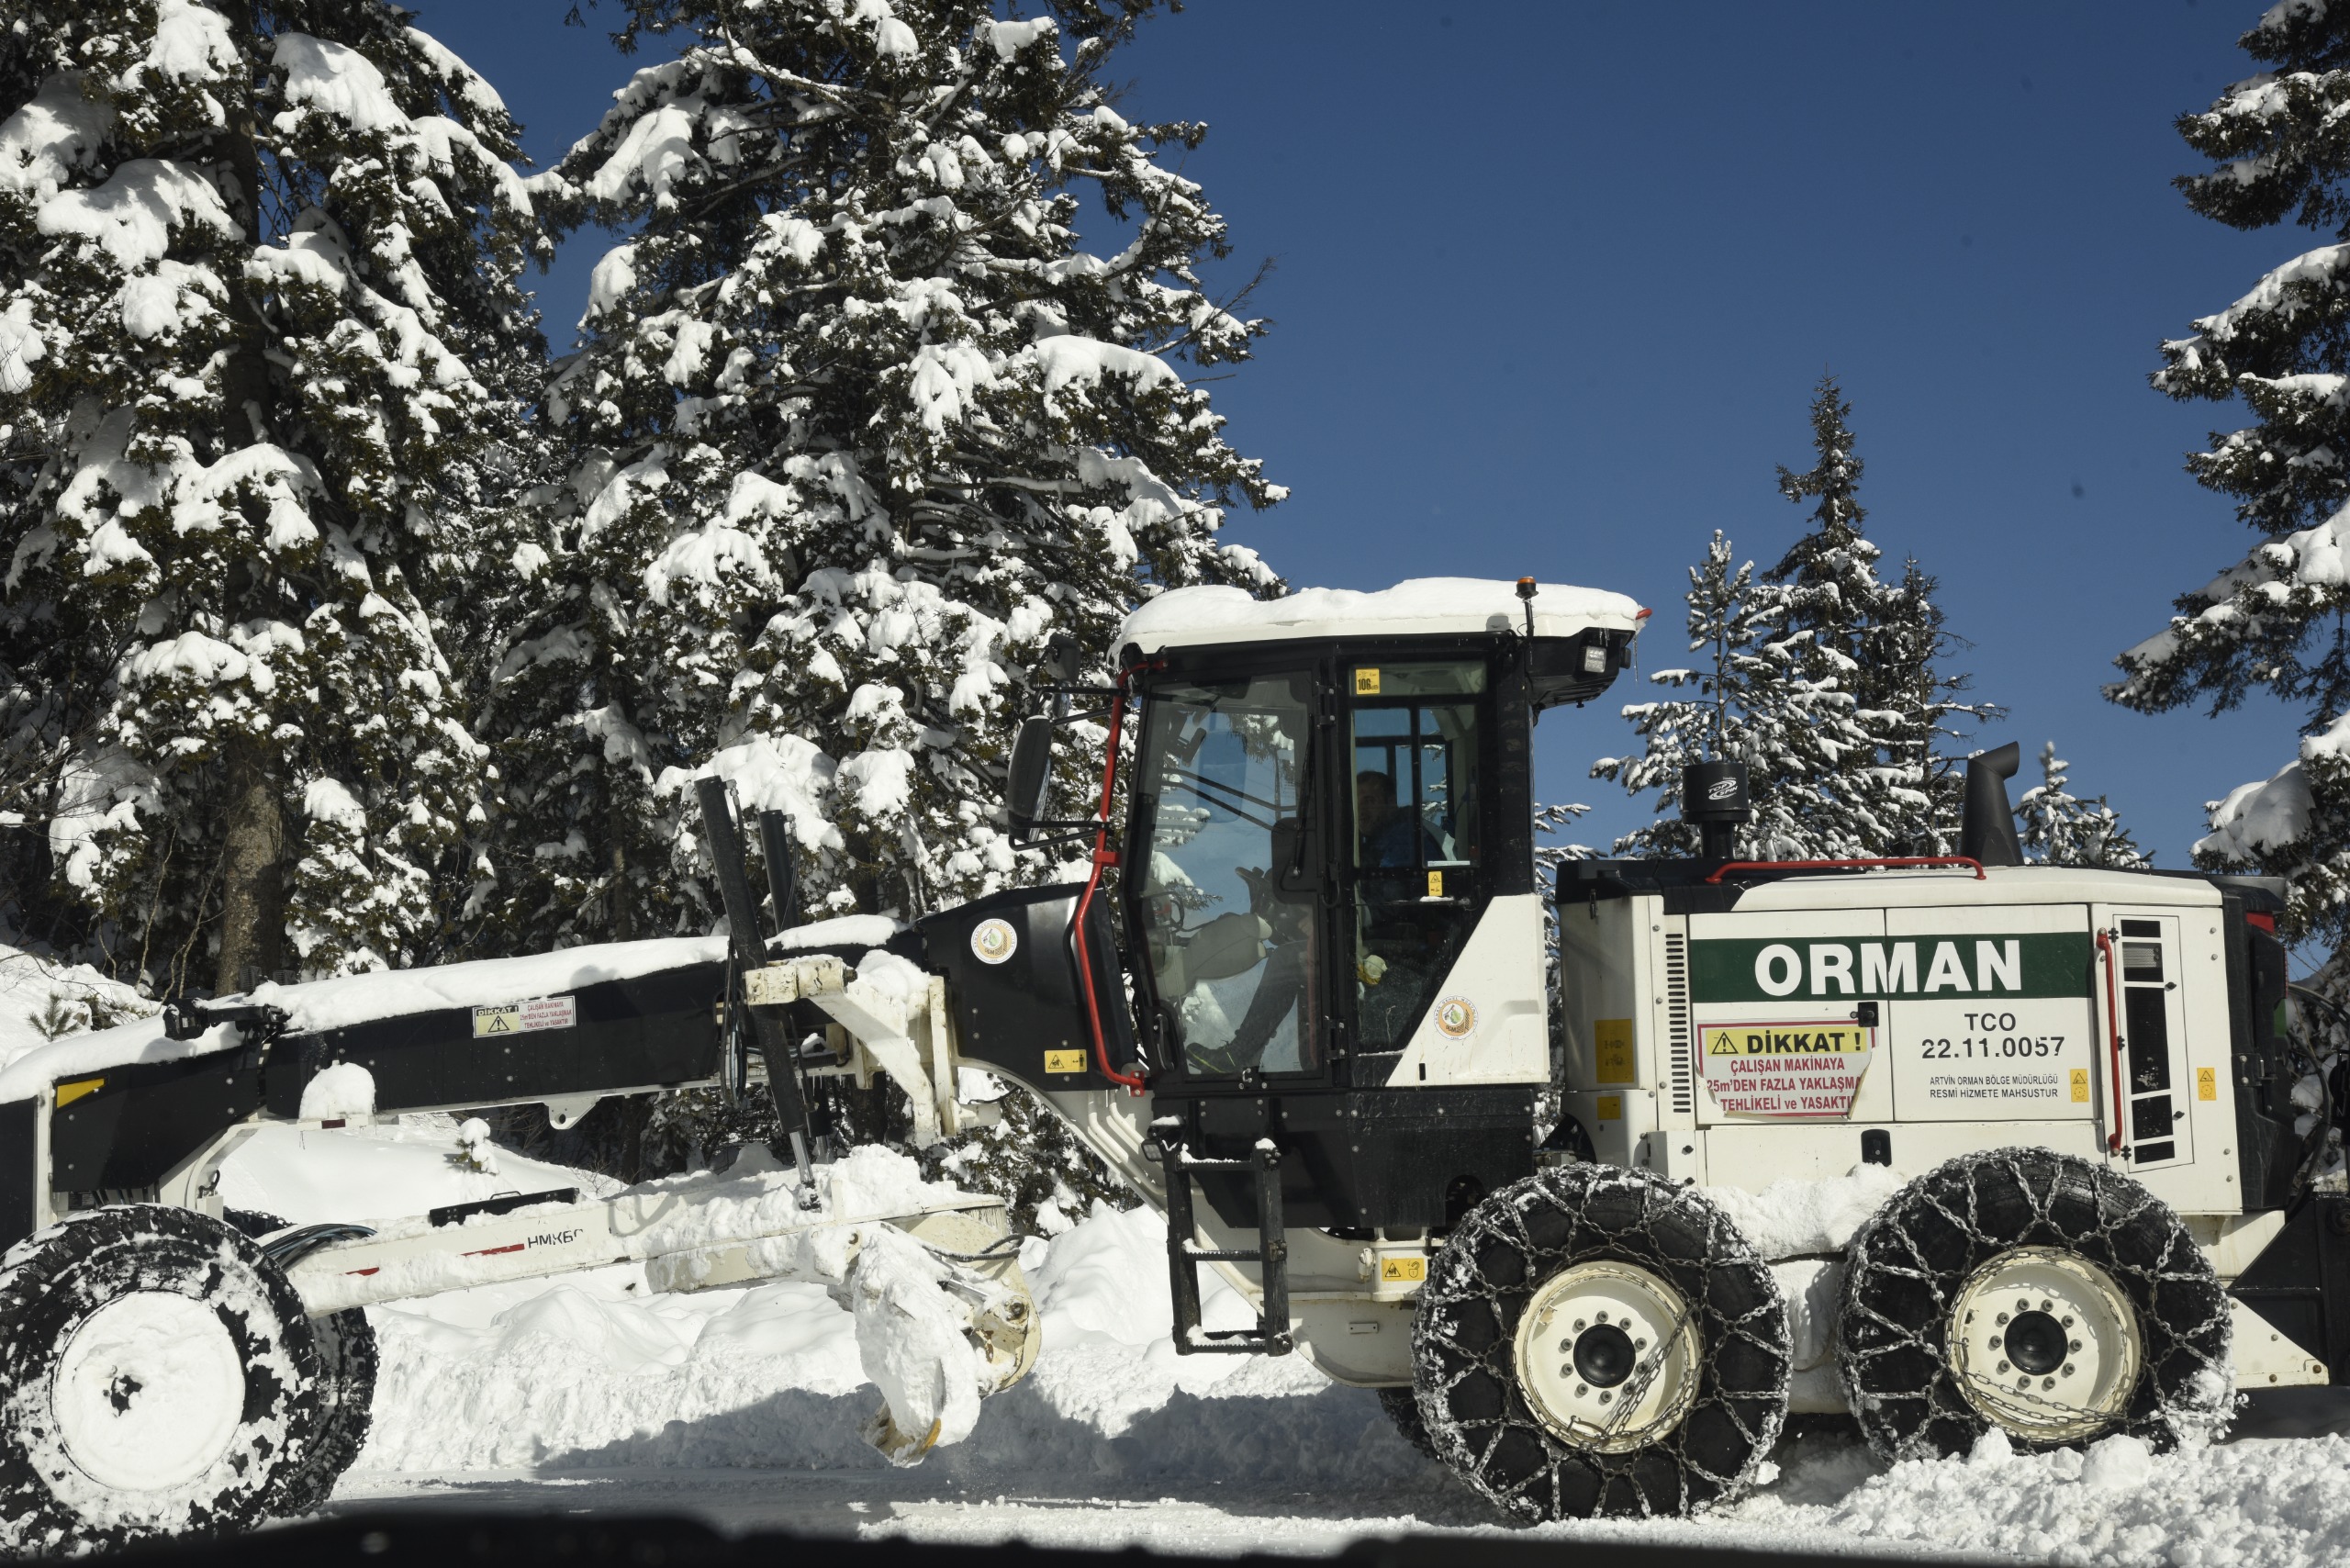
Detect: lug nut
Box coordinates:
(2062, 1316, 2075, 1327)
(2063, 1363, 2076, 1377)
(2040, 1300, 2053, 1312)
(1987, 1335, 2003, 1350)
(2042, 1378, 2056, 1391)
(1598, 1391, 1613, 1406)
(2017, 1299, 2031, 1314)
(1575, 1383, 1587, 1396)
(1595, 1311, 1609, 1324)
(1996, 1312, 2010, 1325)
(2070, 1339, 2083, 1353)
(1574, 1319, 1587, 1331)
(1998, 1361, 2011, 1373)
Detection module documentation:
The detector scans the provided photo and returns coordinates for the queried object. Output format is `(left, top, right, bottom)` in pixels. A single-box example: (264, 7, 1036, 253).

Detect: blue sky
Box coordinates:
(418, 1, 2310, 867)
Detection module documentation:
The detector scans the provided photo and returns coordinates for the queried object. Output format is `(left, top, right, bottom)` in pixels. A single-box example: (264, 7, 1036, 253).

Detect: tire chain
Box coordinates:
(1412, 1164, 1791, 1520)
(1838, 1147, 2232, 1462)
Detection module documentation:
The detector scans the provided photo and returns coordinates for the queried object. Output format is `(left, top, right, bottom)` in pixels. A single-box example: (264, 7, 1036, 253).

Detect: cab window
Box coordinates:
(1349, 663, 1484, 1060)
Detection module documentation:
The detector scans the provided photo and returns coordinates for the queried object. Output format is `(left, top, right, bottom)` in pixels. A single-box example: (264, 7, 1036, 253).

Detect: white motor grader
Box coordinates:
(5, 577, 2345, 1546)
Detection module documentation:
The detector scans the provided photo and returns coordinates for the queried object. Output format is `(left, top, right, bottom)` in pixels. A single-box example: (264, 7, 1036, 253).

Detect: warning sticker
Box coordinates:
(1044, 1048, 1088, 1074)
(1700, 1020, 1874, 1119)
(472, 995, 577, 1037)
(1379, 1257, 1426, 1282)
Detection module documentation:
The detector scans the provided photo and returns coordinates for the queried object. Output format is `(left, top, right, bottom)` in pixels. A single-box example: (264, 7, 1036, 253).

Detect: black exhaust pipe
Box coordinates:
(1682, 759, 1751, 861)
(1959, 741, 2023, 868)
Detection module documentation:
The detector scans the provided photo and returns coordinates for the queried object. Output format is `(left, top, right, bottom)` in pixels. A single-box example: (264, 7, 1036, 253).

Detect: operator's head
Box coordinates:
(1356, 770, 1397, 825)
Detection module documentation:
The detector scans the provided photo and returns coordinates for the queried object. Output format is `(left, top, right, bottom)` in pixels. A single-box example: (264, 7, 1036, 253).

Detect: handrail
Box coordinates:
(2096, 930, 2125, 1153)
(1069, 661, 1153, 1094)
(1705, 856, 1986, 885)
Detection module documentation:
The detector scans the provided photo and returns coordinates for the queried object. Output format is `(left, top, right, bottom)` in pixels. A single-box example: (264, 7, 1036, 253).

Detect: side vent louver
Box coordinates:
(1665, 934, 1693, 1115)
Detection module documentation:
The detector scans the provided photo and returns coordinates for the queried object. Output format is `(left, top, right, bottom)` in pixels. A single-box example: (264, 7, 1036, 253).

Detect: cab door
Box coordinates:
(2093, 910, 2194, 1172)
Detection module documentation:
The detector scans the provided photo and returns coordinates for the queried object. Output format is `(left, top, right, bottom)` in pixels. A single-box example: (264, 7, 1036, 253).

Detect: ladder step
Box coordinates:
(1181, 1247, 1262, 1263)
(1181, 1158, 1254, 1172)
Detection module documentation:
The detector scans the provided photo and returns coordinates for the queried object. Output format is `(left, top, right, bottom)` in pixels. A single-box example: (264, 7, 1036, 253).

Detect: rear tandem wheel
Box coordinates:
(1409, 1165, 1791, 1519)
(226, 1208, 380, 1518)
(1837, 1148, 2232, 1460)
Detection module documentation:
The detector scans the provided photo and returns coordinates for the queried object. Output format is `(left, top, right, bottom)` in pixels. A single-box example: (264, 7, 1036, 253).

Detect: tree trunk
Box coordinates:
(215, 733, 285, 991)
(210, 0, 285, 993)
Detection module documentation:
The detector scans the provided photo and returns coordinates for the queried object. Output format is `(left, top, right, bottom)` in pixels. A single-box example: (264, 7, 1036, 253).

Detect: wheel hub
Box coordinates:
(1950, 1247, 2140, 1443)
(52, 1291, 245, 1493)
(1511, 1260, 1700, 1452)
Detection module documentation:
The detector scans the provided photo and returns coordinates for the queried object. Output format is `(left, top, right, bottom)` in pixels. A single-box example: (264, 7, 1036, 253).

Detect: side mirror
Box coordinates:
(1045, 630, 1083, 685)
(1006, 714, 1055, 840)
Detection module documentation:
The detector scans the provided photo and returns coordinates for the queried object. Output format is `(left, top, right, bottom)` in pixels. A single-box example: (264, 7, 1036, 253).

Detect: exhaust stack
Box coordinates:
(1959, 742, 2023, 868)
(1682, 760, 1751, 861)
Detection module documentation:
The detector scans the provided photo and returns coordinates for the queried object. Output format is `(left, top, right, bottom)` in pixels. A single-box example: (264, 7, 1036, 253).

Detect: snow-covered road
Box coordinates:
(215, 1120, 2350, 1568)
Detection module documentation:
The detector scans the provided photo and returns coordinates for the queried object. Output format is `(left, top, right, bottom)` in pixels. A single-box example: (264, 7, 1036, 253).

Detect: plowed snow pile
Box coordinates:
(220, 1122, 2350, 1564)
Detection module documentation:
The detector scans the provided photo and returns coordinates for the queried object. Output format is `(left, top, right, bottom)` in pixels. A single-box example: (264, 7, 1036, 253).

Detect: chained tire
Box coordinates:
(1838, 1148, 2232, 1461)
(1377, 1386, 1443, 1462)
(1411, 1165, 1791, 1520)
(0, 1206, 327, 1553)
(227, 1209, 379, 1517)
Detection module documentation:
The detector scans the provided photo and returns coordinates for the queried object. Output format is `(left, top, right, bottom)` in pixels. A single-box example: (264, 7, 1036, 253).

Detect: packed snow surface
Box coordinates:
(200, 1124, 2350, 1563)
(1121, 577, 1647, 654)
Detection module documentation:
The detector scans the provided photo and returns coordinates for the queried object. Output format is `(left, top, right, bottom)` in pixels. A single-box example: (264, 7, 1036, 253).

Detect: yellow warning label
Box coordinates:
(2197, 1066, 2217, 1103)
(1044, 1048, 1087, 1074)
(473, 1005, 520, 1037)
(1596, 1094, 1623, 1121)
(1427, 869, 1444, 898)
(1379, 1258, 1426, 1282)
(1595, 1018, 1635, 1084)
(2071, 1068, 2090, 1103)
(1354, 668, 1381, 695)
(54, 1077, 104, 1109)
(1708, 1029, 1741, 1056)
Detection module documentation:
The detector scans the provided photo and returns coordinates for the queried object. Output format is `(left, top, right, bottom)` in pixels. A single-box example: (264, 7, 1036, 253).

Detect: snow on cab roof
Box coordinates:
(1119, 577, 1647, 655)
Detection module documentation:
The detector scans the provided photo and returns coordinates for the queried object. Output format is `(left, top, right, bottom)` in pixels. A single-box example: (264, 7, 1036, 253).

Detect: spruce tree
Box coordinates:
(1595, 532, 1877, 858)
(1766, 375, 1990, 854)
(2114, 6, 2350, 949)
(0, 1, 543, 988)
(480, 0, 1281, 951)
(2016, 742, 2147, 870)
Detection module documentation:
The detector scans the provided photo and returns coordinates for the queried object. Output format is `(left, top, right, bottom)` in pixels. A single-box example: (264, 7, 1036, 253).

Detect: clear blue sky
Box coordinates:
(417, 0, 2307, 867)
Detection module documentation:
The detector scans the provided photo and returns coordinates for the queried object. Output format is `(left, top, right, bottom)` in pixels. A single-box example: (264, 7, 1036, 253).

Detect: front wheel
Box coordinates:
(0, 1206, 327, 1553)
(1837, 1148, 2232, 1460)
(1411, 1165, 1791, 1520)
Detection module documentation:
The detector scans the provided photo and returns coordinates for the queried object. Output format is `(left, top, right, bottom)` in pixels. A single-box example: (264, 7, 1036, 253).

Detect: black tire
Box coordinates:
(226, 1210, 379, 1517)
(0, 1206, 326, 1553)
(1411, 1165, 1791, 1520)
(1838, 1148, 2232, 1462)
(1377, 1386, 1442, 1462)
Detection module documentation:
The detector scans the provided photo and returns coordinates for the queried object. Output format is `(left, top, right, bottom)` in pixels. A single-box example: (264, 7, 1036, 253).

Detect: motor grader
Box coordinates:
(4, 576, 2345, 1546)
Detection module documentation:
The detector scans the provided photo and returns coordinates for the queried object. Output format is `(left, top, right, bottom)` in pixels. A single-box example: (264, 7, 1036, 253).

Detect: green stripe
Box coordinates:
(1691, 932, 2093, 1003)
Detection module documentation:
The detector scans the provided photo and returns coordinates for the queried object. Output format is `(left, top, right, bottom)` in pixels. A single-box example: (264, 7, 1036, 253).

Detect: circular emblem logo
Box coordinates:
(1436, 997, 1477, 1039)
(971, 918, 1018, 966)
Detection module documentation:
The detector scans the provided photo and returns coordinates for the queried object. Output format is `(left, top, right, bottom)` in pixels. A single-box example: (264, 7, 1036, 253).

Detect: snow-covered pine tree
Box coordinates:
(1595, 532, 1877, 858)
(2112, 5, 2350, 954)
(478, 0, 1281, 953)
(1765, 375, 1992, 854)
(2016, 741, 2148, 870)
(0, 1, 544, 990)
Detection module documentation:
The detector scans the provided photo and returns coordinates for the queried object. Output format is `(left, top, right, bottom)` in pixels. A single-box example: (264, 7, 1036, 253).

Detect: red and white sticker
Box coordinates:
(1701, 1019, 1874, 1118)
(473, 995, 578, 1037)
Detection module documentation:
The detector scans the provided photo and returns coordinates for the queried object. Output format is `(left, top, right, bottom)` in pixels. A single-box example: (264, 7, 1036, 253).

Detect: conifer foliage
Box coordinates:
(484, 0, 1281, 951)
(1763, 375, 1988, 855)
(2117, 5, 2350, 947)
(1594, 532, 1877, 858)
(2016, 742, 2147, 870)
(0, 1, 543, 987)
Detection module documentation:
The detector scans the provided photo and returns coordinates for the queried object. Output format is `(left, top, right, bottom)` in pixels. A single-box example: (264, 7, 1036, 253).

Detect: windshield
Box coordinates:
(1131, 672, 1322, 1077)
